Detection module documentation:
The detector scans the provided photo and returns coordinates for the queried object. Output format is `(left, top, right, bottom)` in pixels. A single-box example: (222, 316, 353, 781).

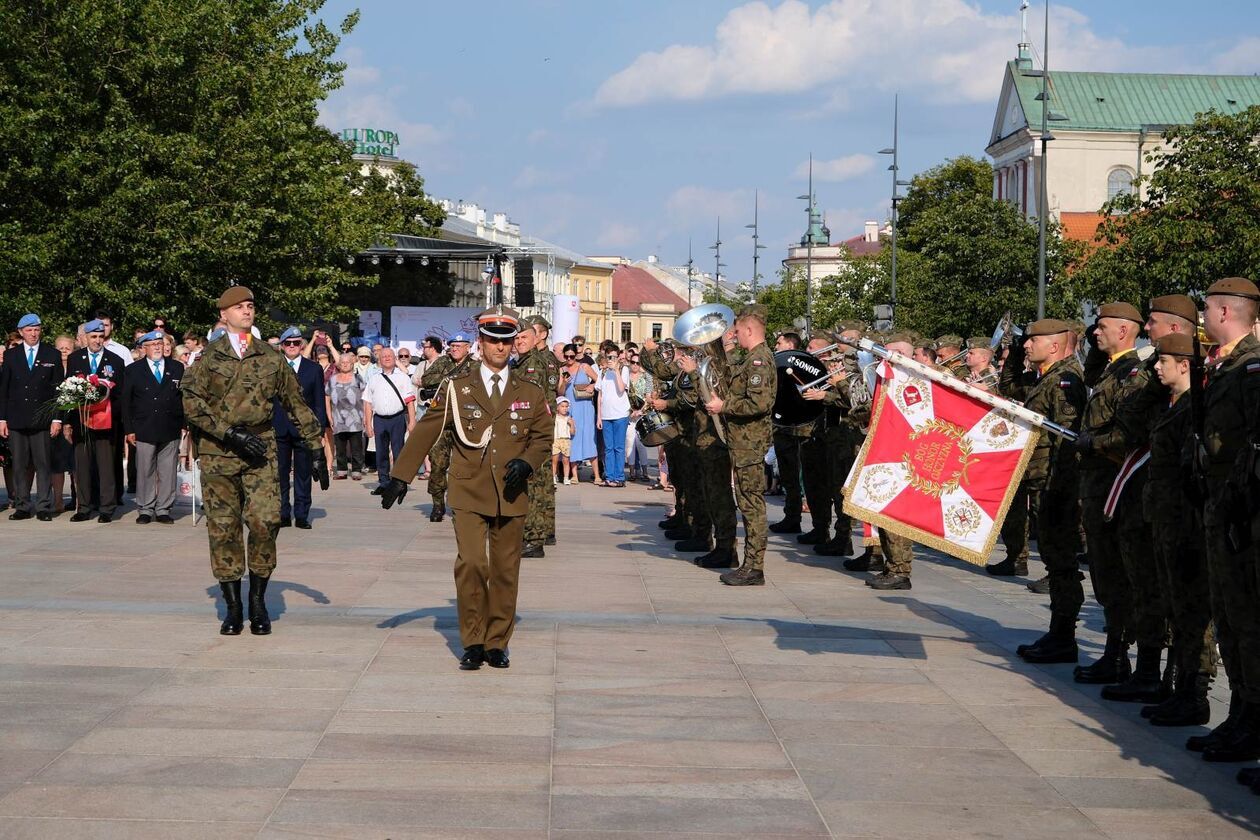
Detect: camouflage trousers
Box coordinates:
(1036, 485, 1084, 621)
(731, 447, 768, 571)
(1149, 494, 1216, 677)
(1080, 486, 1134, 642)
(698, 443, 736, 543)
(428, 429, 453, 504)
(671, 437, 711, 539)
(1000, 484, 1030, 566)
(825, 428, 853, 543)
(772, 431, 804, 519)
(801, 436, 836, 534)
(1116, 481, 1168, 649)
(879, 528, 914, 577)
(1204, 494, 1260, 702)
(523, 454, 555, 544)
(201, 450, 280, 582)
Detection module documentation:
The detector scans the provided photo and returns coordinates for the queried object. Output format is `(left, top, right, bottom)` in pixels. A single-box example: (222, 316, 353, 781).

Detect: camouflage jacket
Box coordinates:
(1021, 357, 1086, 492)
(720, 342, 776, 452)
(420, 354, 471, 389)
(181, 334, 321, 457)
(1079, 348, 1148, 495)
(512, 347, 560, 411)
(1113, 353, 1169, 451)
(1202, 333, 1260, 485)
(1143, 393, 1196, 528)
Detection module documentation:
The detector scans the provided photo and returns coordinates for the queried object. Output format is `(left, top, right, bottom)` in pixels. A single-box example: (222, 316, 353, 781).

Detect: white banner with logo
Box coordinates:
(390, 307, 482, 353)
(552, 294, 580, 346)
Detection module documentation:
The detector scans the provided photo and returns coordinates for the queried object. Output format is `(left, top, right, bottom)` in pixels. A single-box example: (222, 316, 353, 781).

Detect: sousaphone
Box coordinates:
(672, 303, 735, 443)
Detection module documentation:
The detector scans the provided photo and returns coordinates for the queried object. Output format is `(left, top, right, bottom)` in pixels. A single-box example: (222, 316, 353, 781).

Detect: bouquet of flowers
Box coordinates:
(54, 374, 111, 410)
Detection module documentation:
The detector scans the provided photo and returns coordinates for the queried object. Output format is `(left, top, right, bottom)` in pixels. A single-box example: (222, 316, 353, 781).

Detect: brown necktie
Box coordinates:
(490, 372, 502, 408)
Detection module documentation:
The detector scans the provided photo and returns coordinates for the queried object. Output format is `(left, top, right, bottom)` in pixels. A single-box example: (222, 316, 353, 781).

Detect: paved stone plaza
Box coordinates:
(1, 479, 1257, 839)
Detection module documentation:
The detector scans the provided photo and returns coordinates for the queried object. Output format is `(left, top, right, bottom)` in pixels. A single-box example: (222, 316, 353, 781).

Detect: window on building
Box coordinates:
(1107, 168, 1135, 201)
(651, 323, 663, 340)
(585, 280, 591, 299)
(620, 322, 632, 345)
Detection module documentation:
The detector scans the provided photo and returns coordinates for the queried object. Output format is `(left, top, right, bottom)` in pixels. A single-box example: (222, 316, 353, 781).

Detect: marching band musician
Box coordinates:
(514, 315, 560, 557)
(418, 332, 473, 522)
(798, 332, 850, 557)
(643, 338, 712, 549)
(769, 331, 811, 536)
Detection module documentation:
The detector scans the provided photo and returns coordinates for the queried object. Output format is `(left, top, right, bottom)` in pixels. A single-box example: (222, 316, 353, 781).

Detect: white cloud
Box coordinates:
(513, 165, 553, 189)
(664, 186, 753, 225)
(595, 221, 642, 250)
(1211, 36, 1260, 74)
(593, 0, 1198, 109)
(796, 154, 875, 182)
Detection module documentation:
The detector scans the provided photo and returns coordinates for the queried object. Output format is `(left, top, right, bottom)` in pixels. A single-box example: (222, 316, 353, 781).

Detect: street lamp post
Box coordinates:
(708, 217, 725, 302)
(1036, 0, 1051, 319)
(878, 94, 910, 328)
(745, 190, 766, 301)
(796, 156, 815, 333)
(686, 238, 695, 308)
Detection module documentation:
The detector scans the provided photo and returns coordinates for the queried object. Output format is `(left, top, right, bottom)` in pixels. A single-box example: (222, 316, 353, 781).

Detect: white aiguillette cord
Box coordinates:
(443, 379, 493, 450)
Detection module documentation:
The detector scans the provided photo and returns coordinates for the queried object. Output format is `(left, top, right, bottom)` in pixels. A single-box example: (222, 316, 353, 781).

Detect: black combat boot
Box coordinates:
(696, 541, 739, 569)
(1102, 645, 1166, 702)
(796, 528, 828, 545)
(986, 556, 1028, 576)
(675, 535, 713, 552)
(1073, 633, 1131, 684)
(1150, 672, 1211, 727)
(843, 548, 884, 572)
(1141, 655, 1180, 719)
(1019, 613, 1079, 664)
(1188, 691, 1243, 752)
(663, 526, 693, 541)
(720, 564, 765, 586)
(521, 542, 545, 558)
(815, 535, 854, 557)
(1238, 766, 1260, 787)
(1203, 702, 1260, 763)
(658, 514, 685, 529)
(1026, 574, 1051, 594)
(429, 501, 445, 522)
(248, 572, 271, 635)
(769, 517, 802, 534)
(219, 579, 244, 636)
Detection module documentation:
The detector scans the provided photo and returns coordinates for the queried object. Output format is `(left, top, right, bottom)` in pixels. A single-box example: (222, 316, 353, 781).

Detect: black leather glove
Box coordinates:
(503, 458, 533, 500)
(224, 425, 267, 460)
(379, 477, 409, 509)
(310, 447, 330, 491)
(1067, 431, 1094, 455)
(1085, 322, 1100, 352)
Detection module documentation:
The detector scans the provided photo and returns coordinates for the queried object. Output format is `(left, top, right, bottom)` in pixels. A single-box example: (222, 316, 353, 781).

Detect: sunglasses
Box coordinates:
(397, 353, 410, 358)
(282, 339, 303, 346)
(564, 354, 576, 359)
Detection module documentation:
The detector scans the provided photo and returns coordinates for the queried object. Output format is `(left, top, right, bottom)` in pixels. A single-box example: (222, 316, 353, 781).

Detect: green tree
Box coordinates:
(1077, 106, 1260, 302)
(0, 0, 441, 338)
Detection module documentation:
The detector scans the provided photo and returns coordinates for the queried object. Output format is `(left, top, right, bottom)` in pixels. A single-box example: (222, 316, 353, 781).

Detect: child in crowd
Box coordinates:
(553, 397, 577, 485)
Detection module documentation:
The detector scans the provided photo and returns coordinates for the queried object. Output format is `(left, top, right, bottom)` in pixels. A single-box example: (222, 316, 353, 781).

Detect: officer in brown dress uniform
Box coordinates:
(379, 306, 552, 671)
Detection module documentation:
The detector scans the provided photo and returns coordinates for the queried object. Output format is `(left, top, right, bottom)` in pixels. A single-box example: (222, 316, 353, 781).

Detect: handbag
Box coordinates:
(573, 368, 595, 400)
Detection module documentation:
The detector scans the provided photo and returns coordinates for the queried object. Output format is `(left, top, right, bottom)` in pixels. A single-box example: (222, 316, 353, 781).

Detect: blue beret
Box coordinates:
(207, 327, 226, 343)
(279, 326, 303, 342)
(83, 319, 106, 334)
(138, 330, 164, 344)
(448, 332, 471, 344)
(17, 313, 40, 329)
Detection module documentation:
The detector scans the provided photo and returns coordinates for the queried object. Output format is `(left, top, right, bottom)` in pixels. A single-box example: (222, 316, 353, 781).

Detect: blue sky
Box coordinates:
(317, 0, 1258, 283)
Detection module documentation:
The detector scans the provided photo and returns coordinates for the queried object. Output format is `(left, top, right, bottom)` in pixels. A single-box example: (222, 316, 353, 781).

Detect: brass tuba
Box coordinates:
(672, 303, 735, 443)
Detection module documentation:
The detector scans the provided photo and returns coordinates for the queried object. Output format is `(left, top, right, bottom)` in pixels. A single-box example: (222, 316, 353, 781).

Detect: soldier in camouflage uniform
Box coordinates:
(641, 340, 698, 540)
(1069, 302, 1150, 686)
(936, 334, 969, 379)
(665, 371, 712, 548)
(770, 331, 809, 534)
(706, 305, 777, 585)
(181, 286, 327, 636)
(816, 324, 870, 558)
(515, 315, 560, 557)
(1191, 277, 1260, 765)
(420, 333, 473, 522)
(677, 335, 737, 566)
(995, 320, 1087, 663)
(799, 334, 841, 548)
(1141, 332, 1215, 727)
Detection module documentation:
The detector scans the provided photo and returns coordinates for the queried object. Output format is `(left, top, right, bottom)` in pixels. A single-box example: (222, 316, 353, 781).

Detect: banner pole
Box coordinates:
(838, 336, 1078, 441)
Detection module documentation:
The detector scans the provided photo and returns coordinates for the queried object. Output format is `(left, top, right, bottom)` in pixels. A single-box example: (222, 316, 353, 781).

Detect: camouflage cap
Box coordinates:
(1097, 302, 1143, 324)
(967, 336, 993, 351)
(216, 285, 254, 309)
(1148, 294, 1197, 323)
(523, 314, 552, 331)
(835, 319, 867, 334)
(808, 330, 834, 345)
(737, 303, 769, 324)
(885, 331, 916, 347)
(1205, 276, 1260, 301)
(935, 334, 964, 349)
(1155, 332, 1204, 358)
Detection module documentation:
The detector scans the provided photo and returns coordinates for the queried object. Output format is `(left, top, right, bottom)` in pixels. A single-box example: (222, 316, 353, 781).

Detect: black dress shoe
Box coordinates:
(485, 648, 510, 668)
(278, 517, 291, 528)
(96, 514, 111, 523)
(70, 511, 93, 522)
(36, 512, 53, 522)
(521, 542, 545, 558)
(9, 509, 31, 521)
(155, 515, 174, 524)
(295, 518, 311, 529)
(136, 514, 152, 524)
(370, 486, 385, 496)
(460, 645, 486, 670)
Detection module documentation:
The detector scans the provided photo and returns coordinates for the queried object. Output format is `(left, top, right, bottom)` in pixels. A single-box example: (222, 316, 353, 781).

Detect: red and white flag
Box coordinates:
(843, 358, 1038, 566)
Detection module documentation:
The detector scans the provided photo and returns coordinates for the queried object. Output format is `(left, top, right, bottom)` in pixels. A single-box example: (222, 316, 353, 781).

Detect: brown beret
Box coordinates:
(1155, 333, 1203, 358)
(1026, 318, 1073, 337)
(1205, 276, 1260, 301)
(216, 285, 255, 309)
(737, 304, 768, 324)
(935, 334, 963, 349)
(1097, 302, 1143, 324)
(1148, 294, 1197, 323)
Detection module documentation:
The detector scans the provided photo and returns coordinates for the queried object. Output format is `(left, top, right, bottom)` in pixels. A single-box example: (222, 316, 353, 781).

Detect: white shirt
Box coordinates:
(480, 363, 510, 401)
(105, 339, 131, 361)
(362, 368, 415, 416)
(598, 365, 631, 420)
(148, 358, 165, 380)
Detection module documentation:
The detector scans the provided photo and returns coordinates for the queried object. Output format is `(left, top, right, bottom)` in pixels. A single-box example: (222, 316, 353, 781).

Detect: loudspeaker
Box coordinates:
(514, 258, 535, 307)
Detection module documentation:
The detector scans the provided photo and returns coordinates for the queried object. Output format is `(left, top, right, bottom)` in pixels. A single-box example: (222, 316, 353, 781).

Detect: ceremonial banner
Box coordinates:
(843, 358, 1038, 566)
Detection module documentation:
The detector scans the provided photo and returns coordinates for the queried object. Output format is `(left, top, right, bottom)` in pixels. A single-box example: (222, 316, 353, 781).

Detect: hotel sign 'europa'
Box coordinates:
(341, 128, 400, 159)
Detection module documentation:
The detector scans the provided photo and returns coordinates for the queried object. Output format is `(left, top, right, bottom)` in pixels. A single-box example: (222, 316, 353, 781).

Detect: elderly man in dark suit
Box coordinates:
(65, 318, 128, 523)
(274, 327, 327, 529)
(0, 313, 66, 520)
(380, 306, 552, 671)
(121, 330, 185, 524)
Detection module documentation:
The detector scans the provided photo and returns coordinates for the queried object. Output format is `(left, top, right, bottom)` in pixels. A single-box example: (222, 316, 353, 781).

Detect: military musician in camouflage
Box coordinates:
(514, 315, 560, 557)
(419, 333, 473, 522)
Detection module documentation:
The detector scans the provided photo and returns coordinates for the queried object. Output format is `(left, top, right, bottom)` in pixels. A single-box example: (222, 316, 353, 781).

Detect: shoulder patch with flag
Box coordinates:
(844, 359, 1038, 566)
